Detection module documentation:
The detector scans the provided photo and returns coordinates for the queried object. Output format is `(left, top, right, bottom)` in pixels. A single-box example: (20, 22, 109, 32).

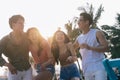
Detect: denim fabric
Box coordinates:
(36, 64, 55, 75)
(36, 64, 41, 73)
(60, 63, 80, 80)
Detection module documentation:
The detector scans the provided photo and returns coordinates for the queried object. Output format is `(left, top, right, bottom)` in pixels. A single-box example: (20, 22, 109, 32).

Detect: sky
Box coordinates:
(0, 0, 120, 76)
(0, 0, 120, 39)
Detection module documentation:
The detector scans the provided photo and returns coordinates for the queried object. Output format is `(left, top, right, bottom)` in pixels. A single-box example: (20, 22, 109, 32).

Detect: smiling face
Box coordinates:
(55, 31, 65, 43)
(27, 28, 39, 44)
(78, 16, 88, 31)
(78, 13, 93, 31)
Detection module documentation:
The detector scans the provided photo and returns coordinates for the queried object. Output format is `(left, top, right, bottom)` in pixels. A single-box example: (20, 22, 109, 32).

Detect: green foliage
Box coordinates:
(64, 17, 81, 42)
(92, 4, 104, 28)
(101, 14, 120, 58)
(116, 14, 120, 25)
(64, 3, 104, 58)
(65, 3, 104, 42)
(78, 3, 104, 28)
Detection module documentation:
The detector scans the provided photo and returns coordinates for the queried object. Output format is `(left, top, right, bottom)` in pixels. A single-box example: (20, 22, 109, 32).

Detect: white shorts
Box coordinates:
(8, 67, 32, 80)
(84, 70, 107, 80)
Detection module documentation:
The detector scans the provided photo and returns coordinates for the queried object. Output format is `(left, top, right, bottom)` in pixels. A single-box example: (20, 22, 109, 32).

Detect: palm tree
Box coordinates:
(101, 13, 120, 58)
(65, 3, 104, 42)
(65, 17, 81, 42)
(64, 4, 104, 80)
(78, 3, 104, 28)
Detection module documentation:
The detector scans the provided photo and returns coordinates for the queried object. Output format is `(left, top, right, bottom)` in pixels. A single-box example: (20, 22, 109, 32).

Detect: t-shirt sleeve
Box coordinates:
(0, 36, 8, 66)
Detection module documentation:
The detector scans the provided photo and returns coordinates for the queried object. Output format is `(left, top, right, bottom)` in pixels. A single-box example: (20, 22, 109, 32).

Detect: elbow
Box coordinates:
(99, 45, 109, 53)
(73, 56, 78, 61)
(50, 58, 55, 65)
(105, 45, 109, 52)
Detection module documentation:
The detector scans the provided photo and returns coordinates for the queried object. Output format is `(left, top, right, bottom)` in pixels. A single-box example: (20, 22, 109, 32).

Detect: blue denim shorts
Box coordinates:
(36, 64, 55, 75)
(60, 63, 81, 80)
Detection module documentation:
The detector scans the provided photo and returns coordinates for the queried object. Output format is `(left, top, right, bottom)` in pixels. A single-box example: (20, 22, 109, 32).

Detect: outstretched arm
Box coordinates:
(66, 42, 78, 62)
(73, 40, 80, 50)
(41, 41, 55, 68)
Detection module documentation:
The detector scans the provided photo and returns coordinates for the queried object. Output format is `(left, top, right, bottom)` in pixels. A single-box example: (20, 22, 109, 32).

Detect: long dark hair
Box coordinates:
(51, 30, 70, 64)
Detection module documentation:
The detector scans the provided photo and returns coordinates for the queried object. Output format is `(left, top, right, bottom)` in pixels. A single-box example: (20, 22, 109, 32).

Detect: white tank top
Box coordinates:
(77, 29, 105, 75)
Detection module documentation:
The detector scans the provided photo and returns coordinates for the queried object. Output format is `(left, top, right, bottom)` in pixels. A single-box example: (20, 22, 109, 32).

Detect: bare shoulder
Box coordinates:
(67, 42, 72, 46)
(42, 39, 49, 45)
(96, 30, 108, 45)
(96, 30, 105, 37)
(41, 39, 51, 49)
(67, 42, 73, 49)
